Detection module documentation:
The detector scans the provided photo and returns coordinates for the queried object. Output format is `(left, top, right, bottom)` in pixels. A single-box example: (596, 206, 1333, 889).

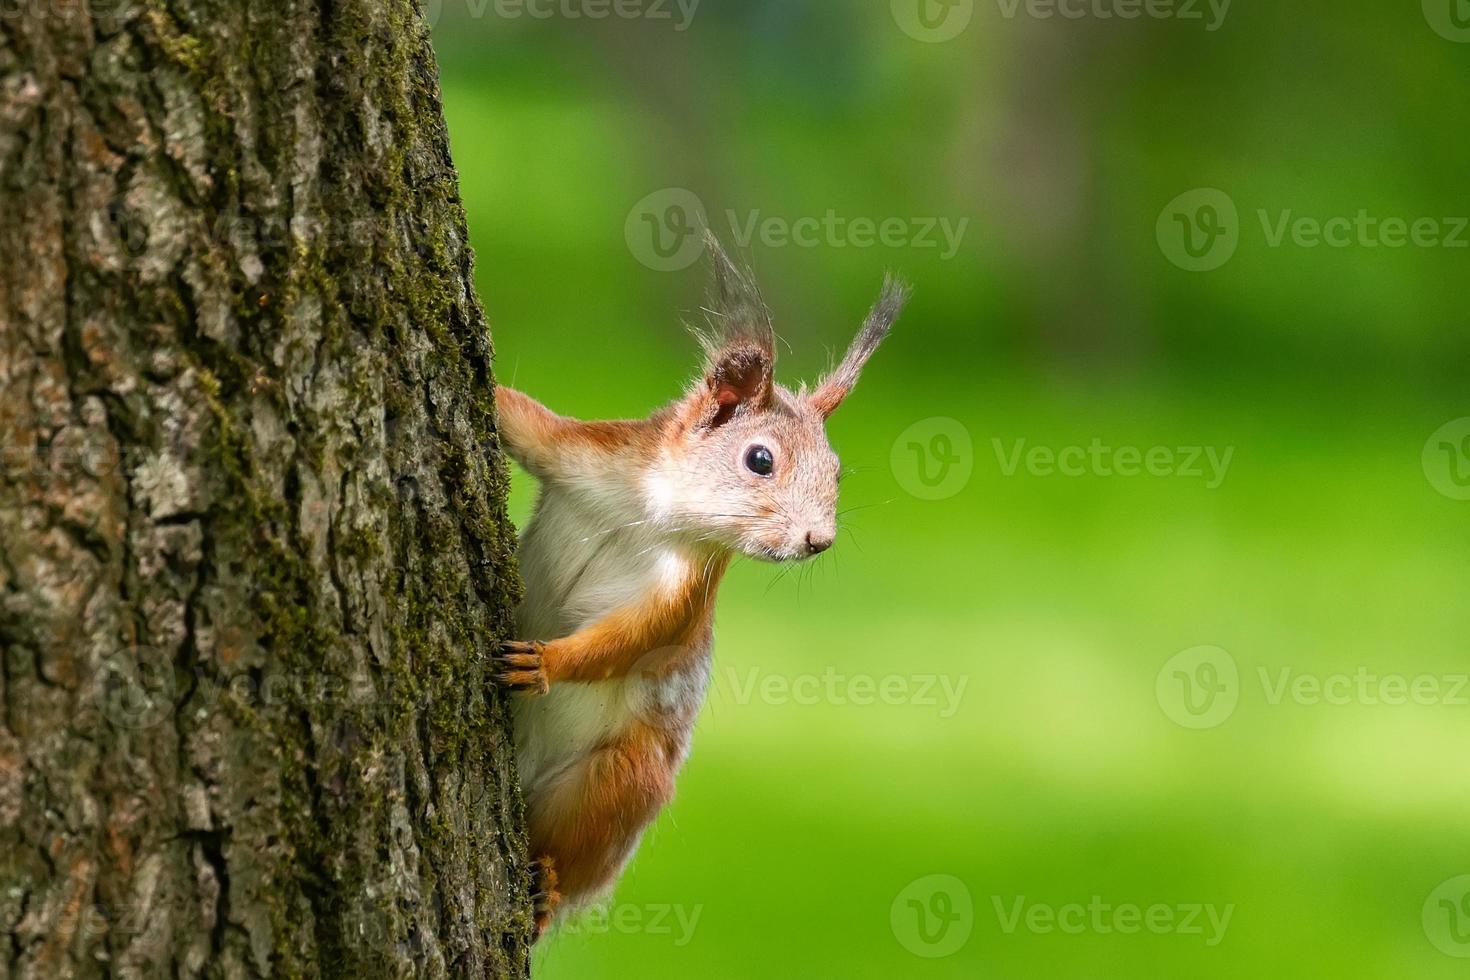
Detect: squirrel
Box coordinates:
(491, 232, 908, 938)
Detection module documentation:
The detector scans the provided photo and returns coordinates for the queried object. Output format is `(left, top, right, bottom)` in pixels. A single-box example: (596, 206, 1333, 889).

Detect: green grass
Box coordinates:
(432, 11, 1470, 971)
(500, 373, 1470, 978)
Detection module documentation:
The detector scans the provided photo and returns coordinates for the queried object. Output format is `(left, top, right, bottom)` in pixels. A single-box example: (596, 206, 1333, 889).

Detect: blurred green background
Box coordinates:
(430, 2, 1469, 975)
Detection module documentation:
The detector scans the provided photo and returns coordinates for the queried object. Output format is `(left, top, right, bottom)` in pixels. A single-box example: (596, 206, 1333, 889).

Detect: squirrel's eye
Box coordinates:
(744, 445, 775, 477)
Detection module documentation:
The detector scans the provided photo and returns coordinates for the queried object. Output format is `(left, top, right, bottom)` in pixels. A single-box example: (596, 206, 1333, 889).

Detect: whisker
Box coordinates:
(577, 518, 649, 543)
(701, 551, 720, 604)
(839, 525, 868, 556)
(837, 499, 893, 518)
(764, 561, 798, 596)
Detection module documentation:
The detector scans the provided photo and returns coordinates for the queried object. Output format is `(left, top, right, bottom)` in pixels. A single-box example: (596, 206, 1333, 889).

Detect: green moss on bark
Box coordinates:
(2, 0, 532, 975)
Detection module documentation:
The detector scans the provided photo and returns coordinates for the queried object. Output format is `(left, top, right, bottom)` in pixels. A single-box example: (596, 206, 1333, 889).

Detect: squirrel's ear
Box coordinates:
(808, 275, 909, 418)
(702, 343, 773, 427)
(694, 232, 775, 427)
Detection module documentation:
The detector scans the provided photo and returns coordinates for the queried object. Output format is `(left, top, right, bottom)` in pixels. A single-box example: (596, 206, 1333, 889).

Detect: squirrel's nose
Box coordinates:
(804, 531, 834, 555)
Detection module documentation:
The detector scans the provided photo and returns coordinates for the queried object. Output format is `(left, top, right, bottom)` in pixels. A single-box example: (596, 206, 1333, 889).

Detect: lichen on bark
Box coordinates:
(0, 0, 532, 975)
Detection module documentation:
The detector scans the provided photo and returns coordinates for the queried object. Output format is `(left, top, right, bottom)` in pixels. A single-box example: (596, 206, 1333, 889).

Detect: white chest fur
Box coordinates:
(511, 489, 714, 796)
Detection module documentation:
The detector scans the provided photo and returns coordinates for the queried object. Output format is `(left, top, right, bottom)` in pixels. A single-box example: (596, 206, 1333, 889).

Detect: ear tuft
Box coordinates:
(808, 274, 909, 418)
(691, 233, 776, 426)
(695, 232, 775, 362)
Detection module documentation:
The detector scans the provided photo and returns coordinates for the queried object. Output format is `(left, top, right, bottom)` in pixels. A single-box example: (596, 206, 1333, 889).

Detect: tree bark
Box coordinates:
(0, 0, 532, 976)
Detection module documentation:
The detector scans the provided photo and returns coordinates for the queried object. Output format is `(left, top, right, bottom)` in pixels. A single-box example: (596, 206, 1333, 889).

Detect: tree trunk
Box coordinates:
(0, 1, 532, 976)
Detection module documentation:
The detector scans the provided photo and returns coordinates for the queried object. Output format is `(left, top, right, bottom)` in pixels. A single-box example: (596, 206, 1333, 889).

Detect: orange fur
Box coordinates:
(527, 557, 725, 913)
(498, 243, 905, 939)
(496, 387, 656, 479)
(527, 721, 680, 900)
(542, 557, 728, 683)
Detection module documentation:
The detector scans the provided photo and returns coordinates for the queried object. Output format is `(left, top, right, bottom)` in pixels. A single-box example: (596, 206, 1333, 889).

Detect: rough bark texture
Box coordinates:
(0, 0, 532, 976)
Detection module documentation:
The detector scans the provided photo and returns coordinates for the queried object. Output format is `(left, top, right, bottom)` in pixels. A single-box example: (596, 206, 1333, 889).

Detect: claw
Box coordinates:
(491, 639, 549, 695)
(530, 855, 562, 941)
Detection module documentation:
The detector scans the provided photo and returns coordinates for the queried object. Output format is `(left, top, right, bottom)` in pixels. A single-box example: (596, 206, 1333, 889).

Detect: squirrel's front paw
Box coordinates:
(492, 639, 549, 695)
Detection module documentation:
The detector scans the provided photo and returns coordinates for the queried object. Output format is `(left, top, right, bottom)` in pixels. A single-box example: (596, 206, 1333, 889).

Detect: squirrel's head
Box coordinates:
(649, 233, 908, 562)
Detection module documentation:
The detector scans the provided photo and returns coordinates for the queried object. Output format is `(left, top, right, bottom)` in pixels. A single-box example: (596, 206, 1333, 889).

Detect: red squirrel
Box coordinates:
(491, 233, 908, 938)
